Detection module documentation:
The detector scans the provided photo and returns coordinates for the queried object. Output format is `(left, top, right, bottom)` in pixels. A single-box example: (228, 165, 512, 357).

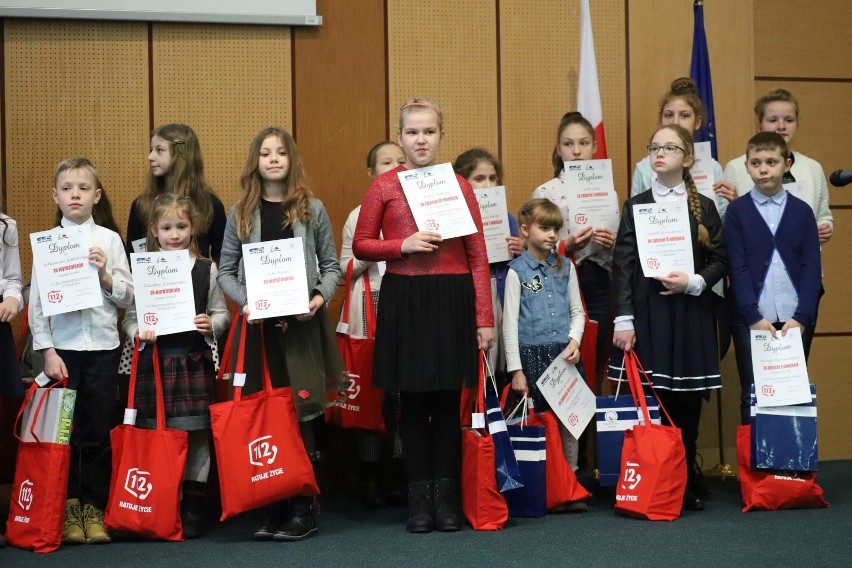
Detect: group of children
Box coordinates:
(0, 78, 830, 545)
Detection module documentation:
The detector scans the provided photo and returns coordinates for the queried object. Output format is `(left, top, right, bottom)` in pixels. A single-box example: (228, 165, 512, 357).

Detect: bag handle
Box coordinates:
(500, 383, 528, 427)
(231, 313, 273, 402)
(340, 259, 376, 339)
(216, 306, 241, 381)
(125, 338, 166, 430)
(14, 377, 68, 443)
(624, 349, 676, 428)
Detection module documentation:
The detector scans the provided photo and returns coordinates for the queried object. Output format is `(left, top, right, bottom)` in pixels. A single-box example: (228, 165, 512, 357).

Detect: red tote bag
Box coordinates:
(614, 350, 687, 521)
(736, 425, 829, 512)
(329, 259, 385, 431)
(5, 381, 71, 553)
(460, 353, 509, 530)
(105, 340, 188, 541)
(210, 316, 319, 521)
(558, 242, 598, 389)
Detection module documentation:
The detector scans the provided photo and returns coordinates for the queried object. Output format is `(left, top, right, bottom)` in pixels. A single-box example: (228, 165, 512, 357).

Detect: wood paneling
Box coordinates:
(804, 336, 852, 460)
(814, 209, 852, 334)
(152, 23, 292, 211)
(754, 0, 852, 80)
(500, 0, 627, 214)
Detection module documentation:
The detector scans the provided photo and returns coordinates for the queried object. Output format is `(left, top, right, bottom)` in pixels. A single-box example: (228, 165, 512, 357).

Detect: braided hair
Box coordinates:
(658, 125, 711, 249)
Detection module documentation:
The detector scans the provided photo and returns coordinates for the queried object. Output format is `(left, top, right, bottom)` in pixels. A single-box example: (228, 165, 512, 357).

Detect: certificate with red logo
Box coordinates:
(130, 249, 196, 336)
(632, 202, 694, 277)
(690, 142, 717, 208)
(751, 328, 811, 407)
(474, 185, 511, 263)
(561, 159, 620, 262)
(535, 356, 595, 439)
(242, 238, 309, 319)
(399, 163, 477, 240)
(30, 224, 102, 316)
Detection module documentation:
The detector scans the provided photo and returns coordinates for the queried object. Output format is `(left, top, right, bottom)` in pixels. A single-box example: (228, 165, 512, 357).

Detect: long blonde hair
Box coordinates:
(235, 127, 312, 239)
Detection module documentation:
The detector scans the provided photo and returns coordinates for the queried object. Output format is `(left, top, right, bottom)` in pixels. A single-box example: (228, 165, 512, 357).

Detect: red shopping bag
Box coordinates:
(558, 243, 598, 389)
(328, 259, 384, 431)
(527, 409, 591, 508)
(460, 352, 508, 530)
(105, 340, 188, 541)
(736, 425, 829, 512)
(614, 351, 686, 521)
(5, 381, 71, 553)
(210, 316, 319, 521)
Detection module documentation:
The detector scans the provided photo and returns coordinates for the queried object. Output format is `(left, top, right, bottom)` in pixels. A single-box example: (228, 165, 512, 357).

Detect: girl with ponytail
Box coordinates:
(609, 124, 728, 512)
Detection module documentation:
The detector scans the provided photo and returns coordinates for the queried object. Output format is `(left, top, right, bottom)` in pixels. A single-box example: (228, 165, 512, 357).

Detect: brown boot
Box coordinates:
(62, 498, 86, 545)
(82, 503, 111, 544)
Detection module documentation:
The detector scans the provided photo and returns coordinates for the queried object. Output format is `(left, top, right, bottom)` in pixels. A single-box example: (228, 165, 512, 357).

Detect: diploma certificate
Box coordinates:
(399, 163, 477, 239)
(562, 159, 620, 262)
(536, 356, 595, 439)
(30, 225, 102, 317)
(130, 250, 197, 336)
(633, 202, 694, 277)
(474, 185, 511, 263)
(242, 238, 310, 319)
(751, 328, 812, 407)
(690, 142, 717, 208)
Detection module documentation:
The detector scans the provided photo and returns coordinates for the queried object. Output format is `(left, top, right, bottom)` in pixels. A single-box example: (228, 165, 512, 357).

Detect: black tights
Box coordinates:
(399, 391, 461, 483)
(656, 390, 703, 470)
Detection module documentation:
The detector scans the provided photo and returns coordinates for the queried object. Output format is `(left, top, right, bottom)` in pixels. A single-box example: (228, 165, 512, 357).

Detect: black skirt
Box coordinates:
(0, 320, 22, 396)
(374, 273, 478, 392)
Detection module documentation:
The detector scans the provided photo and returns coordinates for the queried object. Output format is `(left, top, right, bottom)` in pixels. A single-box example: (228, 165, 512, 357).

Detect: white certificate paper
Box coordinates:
(399, 163, 477, 239)
(690, 141, 717, 208)
(474, 186, 511, 263)
(30, 225, 102, 317)
(633, 202, 694, 277)
(751, 328, 812, 407)
(130, 250, 197, 336)
(242, 238, 310, 319)
(562, 159, 620, 262)
(536, 356, 595, 439)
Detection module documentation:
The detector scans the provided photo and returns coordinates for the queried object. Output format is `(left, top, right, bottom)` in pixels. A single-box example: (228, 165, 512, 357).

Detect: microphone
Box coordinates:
(829, 170, 852, 187)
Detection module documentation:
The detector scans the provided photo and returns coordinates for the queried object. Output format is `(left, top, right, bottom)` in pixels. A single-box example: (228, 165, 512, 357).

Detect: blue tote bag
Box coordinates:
(750, 384, 818, 472)
(503, 398, 547, 518)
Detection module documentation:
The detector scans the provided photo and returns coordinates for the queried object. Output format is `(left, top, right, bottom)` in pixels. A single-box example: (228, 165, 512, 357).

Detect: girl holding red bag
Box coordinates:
(608, 125, 728, 511)
(218, 127, 344, 542)
(122, 194, 231, 538)
(353, 98, 494, 533)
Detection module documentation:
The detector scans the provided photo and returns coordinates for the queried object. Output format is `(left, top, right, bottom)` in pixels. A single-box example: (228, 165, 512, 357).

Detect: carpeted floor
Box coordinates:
(2, 461, 849, 568)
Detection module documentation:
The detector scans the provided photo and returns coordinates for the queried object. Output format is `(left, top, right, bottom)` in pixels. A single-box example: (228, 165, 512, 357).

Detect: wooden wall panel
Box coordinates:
(754, 0, 852, 80)
(500, 0, 627, 214)
(4, 18, 148, 273)
(805, 336, 852, 460)
(628, 0, 753, 170)
(387, 0, 498, 168)
(814, 209, 852, 334)
(152, 24, 292, 211)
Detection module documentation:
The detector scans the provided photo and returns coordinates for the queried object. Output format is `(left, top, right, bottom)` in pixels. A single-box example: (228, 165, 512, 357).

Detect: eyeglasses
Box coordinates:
(647, 144, 685, 155)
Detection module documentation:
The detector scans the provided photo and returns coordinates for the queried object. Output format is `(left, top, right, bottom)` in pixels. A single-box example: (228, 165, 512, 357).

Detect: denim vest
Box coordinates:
(509, 250, 573, 345)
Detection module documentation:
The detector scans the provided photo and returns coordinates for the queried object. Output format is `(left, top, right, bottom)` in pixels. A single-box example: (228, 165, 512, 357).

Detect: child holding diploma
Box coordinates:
(122, 194, 230, 538)
(338, 140, 405, 509)
(724, 132, 821, 425)
(353, 98, 494, 534)
(218, 126, 343, 542)
(0, 212, 23, 397)
(127, 123, 226, 262)
(609, 126, 727, 512)
(29, 157, 133, 544)
(503, 198, 588, 512)
(631, 78, 736, 213)
(454, 148, 522, 382)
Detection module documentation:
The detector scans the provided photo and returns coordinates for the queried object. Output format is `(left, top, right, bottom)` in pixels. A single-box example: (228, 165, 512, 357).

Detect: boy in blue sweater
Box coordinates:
(724, 132, 822, 424)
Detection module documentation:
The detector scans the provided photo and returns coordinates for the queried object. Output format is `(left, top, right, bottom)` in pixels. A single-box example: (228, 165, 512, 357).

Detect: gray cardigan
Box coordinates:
(217, 197, 341, 310)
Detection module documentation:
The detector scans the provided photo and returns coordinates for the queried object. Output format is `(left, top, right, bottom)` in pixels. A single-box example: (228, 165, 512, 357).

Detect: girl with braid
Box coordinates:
(608, 125, 727, 512)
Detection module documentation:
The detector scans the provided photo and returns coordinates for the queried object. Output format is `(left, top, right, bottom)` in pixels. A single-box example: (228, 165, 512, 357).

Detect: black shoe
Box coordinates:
(433, 479, 463, 532)
(272, 497, 318, 542)
(406, 481, 434, 533)
(688, 465, 711, 499)
(682, 489, 705, 512)
(361, 462, 386, 509)
(180, 495, 205, 539)
(253, 502, 287, 541)
(383, 458, 408, 507)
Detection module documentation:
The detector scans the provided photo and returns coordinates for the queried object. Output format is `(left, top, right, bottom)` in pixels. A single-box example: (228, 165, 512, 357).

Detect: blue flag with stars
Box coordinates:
(690, 0, 717, 159)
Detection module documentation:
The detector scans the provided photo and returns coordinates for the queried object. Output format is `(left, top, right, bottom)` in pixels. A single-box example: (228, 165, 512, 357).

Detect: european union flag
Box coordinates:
(690, 0, 717, 159)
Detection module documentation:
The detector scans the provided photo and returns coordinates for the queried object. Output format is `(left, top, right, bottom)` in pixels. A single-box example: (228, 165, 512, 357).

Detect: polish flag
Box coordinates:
(577, 0, 607, 159)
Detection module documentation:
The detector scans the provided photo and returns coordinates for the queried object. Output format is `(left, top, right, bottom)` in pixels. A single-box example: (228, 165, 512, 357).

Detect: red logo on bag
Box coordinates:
(345, 374, 361, 400)
(47, 290, 63, 304)
(124, 468, 153, 500)
(574, 213, 588, 225)
(761, 385, 775, 397)
(255, 299, 270, 311)
(17, 479, 34, 511)
(143, 312, 159, 326)
(621, 462, 642, 491)
(248, 435, 278, 467)
(568, 413, 579, 426)
(646, 258, 660, 270)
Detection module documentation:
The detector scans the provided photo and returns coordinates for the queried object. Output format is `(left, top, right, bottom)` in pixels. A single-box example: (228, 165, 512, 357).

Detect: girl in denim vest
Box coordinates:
(503, 198, 588, 511)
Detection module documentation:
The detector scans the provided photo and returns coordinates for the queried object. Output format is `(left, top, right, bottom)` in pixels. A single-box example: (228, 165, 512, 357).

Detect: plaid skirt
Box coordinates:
(133, 346, 215, 430)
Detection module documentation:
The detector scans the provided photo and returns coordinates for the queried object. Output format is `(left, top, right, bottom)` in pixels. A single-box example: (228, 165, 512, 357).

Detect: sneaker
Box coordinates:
(81, 504, 111, 544)
(272, 497, 318, 542)
(62, 498, 86, 545)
